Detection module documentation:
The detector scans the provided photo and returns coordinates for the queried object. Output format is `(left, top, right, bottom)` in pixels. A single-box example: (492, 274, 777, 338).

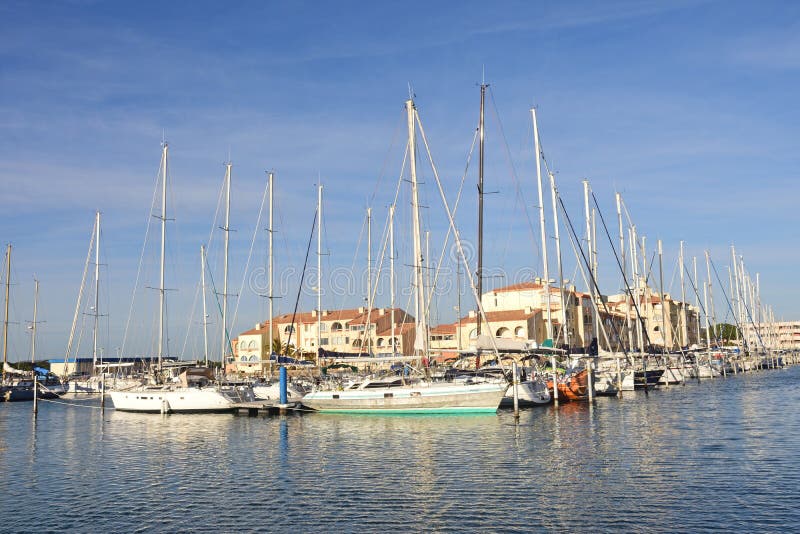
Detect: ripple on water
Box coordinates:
(1, 368, 799, 532)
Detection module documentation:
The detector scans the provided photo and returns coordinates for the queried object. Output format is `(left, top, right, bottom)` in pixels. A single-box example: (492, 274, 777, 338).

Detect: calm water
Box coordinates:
(1, 367, 799, 533)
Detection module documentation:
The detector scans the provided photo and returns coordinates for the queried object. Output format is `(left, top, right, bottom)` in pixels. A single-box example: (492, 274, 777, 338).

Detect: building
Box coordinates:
(230, 307, 416, 374)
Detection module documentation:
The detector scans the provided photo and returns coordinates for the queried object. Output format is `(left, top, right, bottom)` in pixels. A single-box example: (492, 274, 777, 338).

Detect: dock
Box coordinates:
(231, 400, 301, 416)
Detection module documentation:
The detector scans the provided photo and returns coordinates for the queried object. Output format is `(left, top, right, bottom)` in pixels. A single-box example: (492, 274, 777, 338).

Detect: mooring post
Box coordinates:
(279, 366, 288, 405)
(512, 361, 519, 418)
(550, 355, 559, 405)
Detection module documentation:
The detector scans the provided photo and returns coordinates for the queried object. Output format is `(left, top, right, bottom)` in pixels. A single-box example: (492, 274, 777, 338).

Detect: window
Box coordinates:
(284, 325, 294, 334)
(469, 328, 478, 339)
(320, 338, 329, 345)
(377, 338, 384, 347)
(514, 326, 525, 338)
(496, 327, 511, 339)
(332, 322, 343, 332)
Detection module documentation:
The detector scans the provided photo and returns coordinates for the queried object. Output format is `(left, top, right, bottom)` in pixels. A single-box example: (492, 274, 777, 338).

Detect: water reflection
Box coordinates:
(1, 368, 799, 531)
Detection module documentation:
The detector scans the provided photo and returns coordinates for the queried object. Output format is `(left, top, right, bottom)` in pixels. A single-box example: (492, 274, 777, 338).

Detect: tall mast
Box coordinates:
(476, 83, 486, 338)
(317, 183, 323, 364)
(693, 256, 701, 346)
(704, 251, 715, 346)
(641, 235, 649, 348)
(2, 244, 9, 382)
(630, 226, 643, 352)
(201, 244, 209, 366)
(366, 207, 372, 354)
(679, 241, 688, 347)
(617, 193, 632, 351)
(268, 172, 274, 359)
(221, 161, 232, 368)
(93, 210, 101, 368)
(583, 180, 598, 350)
(532, 107, 552, 340)
(549, 172, 567, 347)
(157, 143, 168, 369)
(407, 99, 427, 357)
(30, 278, 39, 363)
(657, 239, 668, 351)
(389, 204, 396, 357)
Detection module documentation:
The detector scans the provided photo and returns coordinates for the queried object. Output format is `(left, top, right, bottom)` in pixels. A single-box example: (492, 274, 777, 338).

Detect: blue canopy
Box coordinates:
(33, 366, 50, 375)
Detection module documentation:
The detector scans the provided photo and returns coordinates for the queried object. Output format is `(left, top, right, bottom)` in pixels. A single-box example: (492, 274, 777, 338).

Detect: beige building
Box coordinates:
(230, 307, 416, 374)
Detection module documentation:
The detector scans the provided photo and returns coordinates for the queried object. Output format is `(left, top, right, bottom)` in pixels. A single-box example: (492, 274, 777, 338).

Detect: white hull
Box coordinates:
(659, 366, 686, 384)
(110, 386, 253, 413)
(697, 364, 721, 379)
(252, 382, 305, 402)
(301, 381, 506, 413)
(67, 377, 143, 394)
(502, 378, 551, 406)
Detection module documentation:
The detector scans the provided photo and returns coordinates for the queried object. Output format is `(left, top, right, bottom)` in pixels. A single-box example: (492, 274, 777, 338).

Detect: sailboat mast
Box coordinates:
(158, 143, 168, 369)
(2, 244, 9, 382)
(704, 251, 715, 346)
(406, 99, 427, 357)
(30, 278, 39, 364)
(317, 183, 323, 364)
(583, 180, 599, 350)
(549, 172, 567, 347)
(221, 162, 232, 368)
(268, 172, 274, 360)
(367, 208, 372, 354)
(617, 193, 632, 351)
(93, 210, 101, 368)
(532, 108, 552, 340)
(658, 239, 668, 351)
(476, 84, 486, 338)
(200, 245, 209, 366)
(679, 241, 688, 346)
(693, 256, 701, 346)
(390, 204, 396, 358)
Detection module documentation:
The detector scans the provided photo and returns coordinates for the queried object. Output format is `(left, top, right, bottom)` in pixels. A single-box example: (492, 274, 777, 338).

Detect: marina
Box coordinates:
(3, 2, 800, 532)
(2, 365, 799, 532)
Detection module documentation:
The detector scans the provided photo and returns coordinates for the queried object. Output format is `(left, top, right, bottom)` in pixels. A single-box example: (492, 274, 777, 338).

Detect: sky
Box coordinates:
(1, 0, 799, 361)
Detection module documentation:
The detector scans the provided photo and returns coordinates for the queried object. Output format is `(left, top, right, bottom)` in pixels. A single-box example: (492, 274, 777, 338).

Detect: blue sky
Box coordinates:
(1, 0, 798, 360)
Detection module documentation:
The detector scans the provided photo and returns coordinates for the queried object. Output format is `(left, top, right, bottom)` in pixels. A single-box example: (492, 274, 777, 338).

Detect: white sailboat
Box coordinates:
(110, 144, 253, 413)
(302, 98, 506, 414)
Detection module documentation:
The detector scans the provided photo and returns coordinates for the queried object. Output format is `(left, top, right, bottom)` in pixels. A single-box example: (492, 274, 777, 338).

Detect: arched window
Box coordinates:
(496, 327, 511, 338)
(377, 338, 384, 347)
(469, 328, 478, 339)
(654, 325, 660, 332)
(392, 337, 399, 347)
(249, 355, 258, 362)
(248, 340, 257, 350)
(284, 325, 294, 334)
(514, 326, 525, 338)
(352, 339, 362, 347)
(240, 356, 247, 362)
(332, 322, 343, 332)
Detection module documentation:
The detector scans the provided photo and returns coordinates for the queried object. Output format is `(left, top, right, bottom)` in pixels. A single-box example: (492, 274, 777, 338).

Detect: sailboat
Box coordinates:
(109, 144, 253, 413)
(301, 98, 506, 414)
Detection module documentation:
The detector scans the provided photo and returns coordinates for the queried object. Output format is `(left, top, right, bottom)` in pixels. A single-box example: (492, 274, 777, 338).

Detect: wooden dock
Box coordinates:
(231, 400, 301, 416)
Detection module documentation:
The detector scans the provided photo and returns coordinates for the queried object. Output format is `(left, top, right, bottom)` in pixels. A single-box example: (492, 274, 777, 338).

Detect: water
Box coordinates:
(2, 368, 799, 532)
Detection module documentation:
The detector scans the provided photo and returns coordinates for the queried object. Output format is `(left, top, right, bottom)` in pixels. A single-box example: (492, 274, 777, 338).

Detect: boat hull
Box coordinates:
(301, 382, 506, 413)
(500, 379, 552, 407)
(109, 386, 248, 413)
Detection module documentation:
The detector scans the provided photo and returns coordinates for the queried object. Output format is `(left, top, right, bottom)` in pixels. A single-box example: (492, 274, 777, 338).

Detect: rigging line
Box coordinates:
(415, 107, 504, 365)
(285, 209, 318, 352)
(367, 109, 405, 211)
(560, 200, 615, 353)
(709, 257, 766, 351)
(590, 191, 653, 351)
(179, 281, 201, 359)
(488, 87, 538, 267)
(231, 177, 270, 332)
(560, 194, 629, 355)
(120, 151, 163, 357)
(65, 218, 95, 363)
(424, 127, 478, 317)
